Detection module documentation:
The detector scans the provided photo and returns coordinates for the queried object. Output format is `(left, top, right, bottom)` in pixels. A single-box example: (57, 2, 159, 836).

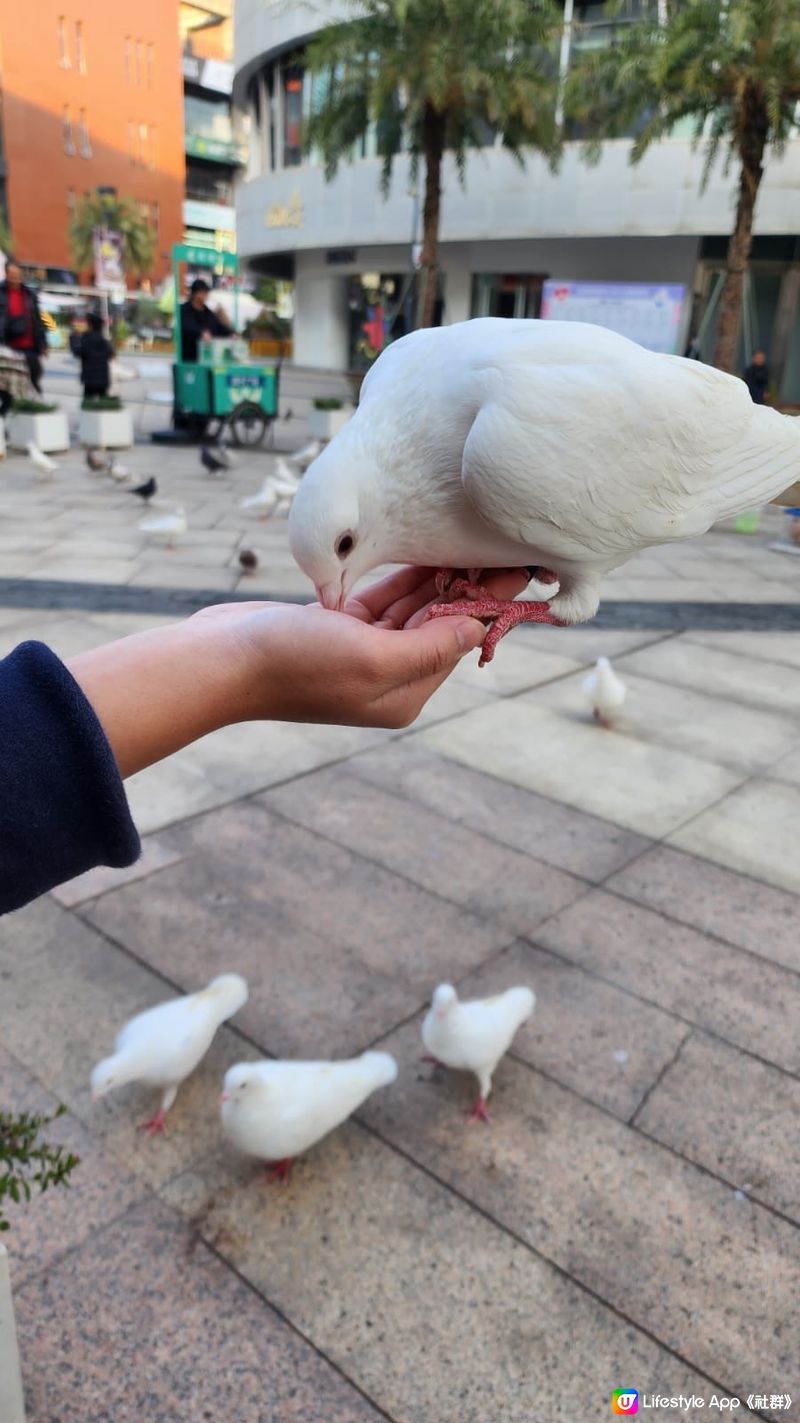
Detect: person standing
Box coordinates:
(743, 349, 770, 404)
(0, 261, 48, 392)
(78, 312, 113, 399)
(179, 278, 231, 362)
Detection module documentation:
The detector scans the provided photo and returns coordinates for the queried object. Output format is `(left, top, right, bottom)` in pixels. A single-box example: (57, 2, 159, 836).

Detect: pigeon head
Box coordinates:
(431, 983, 458, 1020)
(90, 1055, 131, 1101)
(288, 442, 387, 609)
(219, 1062, 263, 1107)
(206, 973, 249, 1015)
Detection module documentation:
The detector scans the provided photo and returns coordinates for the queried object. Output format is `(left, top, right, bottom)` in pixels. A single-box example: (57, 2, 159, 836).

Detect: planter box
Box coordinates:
(0, 1245, 25, 1422)
(7, 410, 69, 454)
(79, 407, 133, 449)
(309, 406, 352, 441)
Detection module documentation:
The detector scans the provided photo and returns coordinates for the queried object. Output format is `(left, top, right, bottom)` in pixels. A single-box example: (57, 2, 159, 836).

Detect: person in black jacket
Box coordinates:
(0, 260, 48, 392)
(79, 312, 113, 398)
(743, 350, 769, 405)
(179, 278, 232, 362)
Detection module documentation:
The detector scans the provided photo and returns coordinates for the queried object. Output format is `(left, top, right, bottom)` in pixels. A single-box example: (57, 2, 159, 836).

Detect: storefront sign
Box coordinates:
(182, 55, 234, 93)
(266, 191, 304, 229)
(226, 371, 265, 403)
(541, 280, 686, 354)
(326, 248, 357, 265)
(93, 228, 124, 291)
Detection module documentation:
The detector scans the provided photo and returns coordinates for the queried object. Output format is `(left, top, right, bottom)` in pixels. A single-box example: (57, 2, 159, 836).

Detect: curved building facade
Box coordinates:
(234, 0, 800, 397)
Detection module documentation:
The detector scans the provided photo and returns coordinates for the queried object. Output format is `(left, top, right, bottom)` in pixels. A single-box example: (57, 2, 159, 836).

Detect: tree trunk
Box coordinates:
(418, 105, 447, 329)
(712, 95, 768, 373)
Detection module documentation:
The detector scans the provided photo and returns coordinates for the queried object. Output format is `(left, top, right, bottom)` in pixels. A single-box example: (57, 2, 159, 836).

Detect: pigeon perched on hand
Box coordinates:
(26, 441, 57, 478)
(90, 973, 249, 1136)
(421, 982, 535, 1123)
(288, 318, 800, 662)
(582, 656, 626, 728)
(220, 1051, 398, 1182)
(128, 476, 158, 504)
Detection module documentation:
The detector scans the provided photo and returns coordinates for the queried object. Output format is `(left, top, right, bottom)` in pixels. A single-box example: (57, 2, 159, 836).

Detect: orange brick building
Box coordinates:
(0, 1, 185, 282)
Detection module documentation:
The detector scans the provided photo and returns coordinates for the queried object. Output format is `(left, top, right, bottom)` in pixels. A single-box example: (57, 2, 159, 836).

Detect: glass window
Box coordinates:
(136, 39, 144, 86)
(58, 16, 70, 68)
(283, 68, 304, 167)
(146, 43, 154, 90)
(184, 92, 233, 144)
(75, 20, 86, 75)
(139, 122, 148, 164)
(125, 37, 133, 83)
(78, 109, 91, 158)
(62, 105, 75, 155)
(67, 186, 77, 216)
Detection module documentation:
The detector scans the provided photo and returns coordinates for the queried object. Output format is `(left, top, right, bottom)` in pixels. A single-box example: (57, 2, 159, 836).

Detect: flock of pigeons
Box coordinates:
(90, 974, 536, 1182)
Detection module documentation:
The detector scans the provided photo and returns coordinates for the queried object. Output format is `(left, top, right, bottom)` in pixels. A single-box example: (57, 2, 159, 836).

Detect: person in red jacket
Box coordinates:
(0, 260, 48, 392)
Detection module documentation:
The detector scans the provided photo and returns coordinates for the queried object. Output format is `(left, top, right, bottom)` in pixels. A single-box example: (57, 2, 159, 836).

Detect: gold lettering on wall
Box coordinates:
(266, 190, 305, 229)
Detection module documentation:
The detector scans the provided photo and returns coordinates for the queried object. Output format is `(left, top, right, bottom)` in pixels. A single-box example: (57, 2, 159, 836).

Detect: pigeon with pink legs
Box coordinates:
(90, 973, 249, 1137)
(421, 982, 535, 1124)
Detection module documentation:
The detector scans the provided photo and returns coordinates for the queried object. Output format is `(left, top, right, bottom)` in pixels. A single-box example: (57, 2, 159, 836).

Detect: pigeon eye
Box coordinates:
(335, 532, 355, 560)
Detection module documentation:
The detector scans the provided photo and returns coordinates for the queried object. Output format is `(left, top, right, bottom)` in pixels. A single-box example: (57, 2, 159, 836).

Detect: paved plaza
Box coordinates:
(1, 359, 799, 1422)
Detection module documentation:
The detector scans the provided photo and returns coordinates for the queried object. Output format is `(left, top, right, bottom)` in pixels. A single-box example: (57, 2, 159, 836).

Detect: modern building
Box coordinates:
(233, 0, 800, 399)
(0, 0, 185, 283)
(180, 1, 246, 258)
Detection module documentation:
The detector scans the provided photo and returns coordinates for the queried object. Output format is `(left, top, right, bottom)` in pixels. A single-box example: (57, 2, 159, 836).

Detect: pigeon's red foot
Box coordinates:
(265, 1157, 294, 1185)
(137, 1110, 168, 1138)
(425, 589, 563, 665)
(466, 1097, 491, 1126)
(592, 707, 612, 729)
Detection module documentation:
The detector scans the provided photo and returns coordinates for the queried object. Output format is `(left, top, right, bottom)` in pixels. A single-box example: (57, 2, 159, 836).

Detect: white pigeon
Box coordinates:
(288, 319, 800, 663)
(241, 480, 279, 518)
(421, 982, 535, 1123)
(220, 1051, 398, 1182)
(26, 440, 58, 478)
(270, 456, 301, 494)
(90, 973, 249, 1137)
(582, 655, 626, 728)
(107, 456, 130, 483)
(287, 436, 322, 472)
(139, 505, 187, 547)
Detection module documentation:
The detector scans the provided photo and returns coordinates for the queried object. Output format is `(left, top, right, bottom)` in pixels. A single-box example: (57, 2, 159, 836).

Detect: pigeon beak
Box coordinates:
(219, 1091, 231, 1106)
(315, 577, 346, 612)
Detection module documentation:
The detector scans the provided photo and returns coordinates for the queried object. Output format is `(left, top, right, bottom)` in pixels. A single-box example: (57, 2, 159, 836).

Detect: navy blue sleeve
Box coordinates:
(0, 641, 141, 914)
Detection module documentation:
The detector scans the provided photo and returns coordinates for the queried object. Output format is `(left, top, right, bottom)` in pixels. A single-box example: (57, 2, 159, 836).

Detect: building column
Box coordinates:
(293, 254, 349, 370)
(772, 264, 800, 399)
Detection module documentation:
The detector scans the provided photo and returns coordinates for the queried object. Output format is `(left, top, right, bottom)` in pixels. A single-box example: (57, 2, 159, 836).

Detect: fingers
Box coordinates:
(346, 566, 436, 622)
(372, 614, 485, 692)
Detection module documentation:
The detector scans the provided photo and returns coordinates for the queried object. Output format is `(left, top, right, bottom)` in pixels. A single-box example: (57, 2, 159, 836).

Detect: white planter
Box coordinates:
(0, 1245, 25, 1422)
(79, 407, 133, 449)
(309, 406, 352, 441)
(7, 410, 69, 453)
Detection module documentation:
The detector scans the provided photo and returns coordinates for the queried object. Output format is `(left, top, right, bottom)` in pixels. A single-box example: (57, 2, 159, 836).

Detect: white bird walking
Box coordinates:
(90, 973, 249, 1137)
(582, 655, 627, 728)
(421, 982, 535, 1124)
(289, 319, 800, 664)
(26, 440, 58, 478)
(241, 479, 279, 518)
(107, 456, 130, 483)
(220, 1051, 398, 1182)
(139, 505, 187, 547)
(287, 437, 322, 472)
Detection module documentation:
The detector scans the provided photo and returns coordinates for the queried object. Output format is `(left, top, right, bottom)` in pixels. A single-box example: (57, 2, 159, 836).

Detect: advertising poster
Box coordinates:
(541, 280, 686, 353)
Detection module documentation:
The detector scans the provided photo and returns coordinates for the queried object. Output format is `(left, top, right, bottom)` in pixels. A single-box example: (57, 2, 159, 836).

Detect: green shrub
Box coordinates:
(10, 398, 58, 415)
(0, 1106, 79, 1231)
(81, 395, 124, 411)
(312, 397, 344, 411)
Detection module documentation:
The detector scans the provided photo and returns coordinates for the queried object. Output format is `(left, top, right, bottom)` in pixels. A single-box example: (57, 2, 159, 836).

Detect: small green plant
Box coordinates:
(0, 1106, 79, 1231)
(312, 397, 344, 411)
(10, 398, 58, 415)
(81, 395, 123, 411)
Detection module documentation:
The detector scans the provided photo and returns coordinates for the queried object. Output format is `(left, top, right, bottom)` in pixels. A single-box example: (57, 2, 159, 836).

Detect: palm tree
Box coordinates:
(565, 0, 800, 372)
(304, 0, 563, 329)
(68, 192, 156, 283)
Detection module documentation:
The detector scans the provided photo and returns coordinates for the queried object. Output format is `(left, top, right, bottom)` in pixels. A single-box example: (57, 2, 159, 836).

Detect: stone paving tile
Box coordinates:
(514, 625, 670, 664)
(356, 1039, 797, 1409)
(606, 844, 800, 974)
(451, 639, 581, 696)
(127, 561, 239, 590)
(86, 801, 512, 1059)
(16, 1199, 384, 1423)
(414, 698, 743, 837)
(348, 742, 651, 882)
(51, 833, 184, 908)
(635, 1032, 800, 1221)
(767, 747, 800, 786)
(668, 779, 800, 897)
(124, 751, 233, 835)
(684, 629, 800, 670)
(0, 898, 253, 1191)
(260, 767, 587, 938)
(25, 556, 140, 584)
(527, 668, 800, 773)
(618, 637, 800, 715)
(535, 890, 800, 1074)
(0, 1045, 147, 1288)
(161, 1128, 733, 1423)
(444, 939, 689, 1121)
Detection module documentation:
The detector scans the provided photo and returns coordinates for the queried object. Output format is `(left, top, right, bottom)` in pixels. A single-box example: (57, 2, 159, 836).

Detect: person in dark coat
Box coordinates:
(0, 260, 48, 391)
(79, 312, 113, 398)
(179, 278, 232, 362)
(743, 350, 770, 405)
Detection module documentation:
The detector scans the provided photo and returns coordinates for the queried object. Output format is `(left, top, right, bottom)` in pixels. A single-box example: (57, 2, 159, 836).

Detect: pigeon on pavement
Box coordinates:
(128, 476, 158, 504)
(421, 982, 535, 1123)
(26, 441, 58, 478)
(582, 656, 627, 728)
